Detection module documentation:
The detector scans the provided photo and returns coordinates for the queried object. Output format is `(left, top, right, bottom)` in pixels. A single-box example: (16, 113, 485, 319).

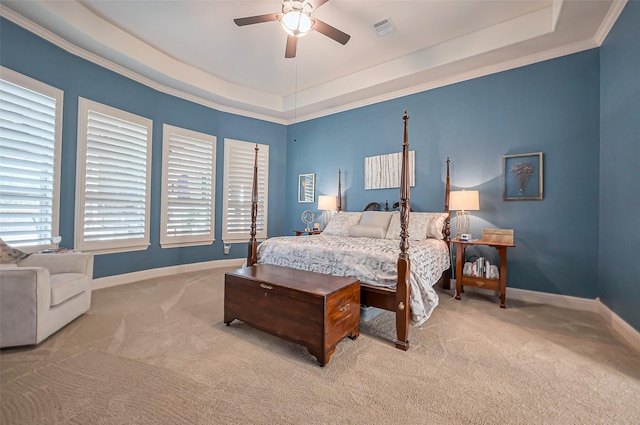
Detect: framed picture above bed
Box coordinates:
(364, 150, 415, 190)
(298, 173, 315, 203)
(502, 152, 543, 200)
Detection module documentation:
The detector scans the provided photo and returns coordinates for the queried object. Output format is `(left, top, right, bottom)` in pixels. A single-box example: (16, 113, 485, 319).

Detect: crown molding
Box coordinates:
(1, 2, 621, 126)
(0, 6, 288, 125)
(291, 38, 599, 124)
(594, 0, 628, 45)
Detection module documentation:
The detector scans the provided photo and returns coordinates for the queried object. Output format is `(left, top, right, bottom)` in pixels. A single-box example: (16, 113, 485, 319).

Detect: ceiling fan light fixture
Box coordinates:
(281, 11, 313, 36)
(280, 0, 314, 37)
(234, 0, 349, 58)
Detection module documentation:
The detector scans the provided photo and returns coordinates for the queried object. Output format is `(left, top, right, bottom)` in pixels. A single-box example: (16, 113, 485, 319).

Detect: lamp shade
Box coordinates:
(449, 190, 479, 211)
(318, 195, 337, 211)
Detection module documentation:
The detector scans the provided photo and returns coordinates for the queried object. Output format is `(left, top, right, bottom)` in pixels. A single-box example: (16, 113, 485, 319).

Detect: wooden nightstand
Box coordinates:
(294, 229, 322, 236)
(452, 238, 515, 308)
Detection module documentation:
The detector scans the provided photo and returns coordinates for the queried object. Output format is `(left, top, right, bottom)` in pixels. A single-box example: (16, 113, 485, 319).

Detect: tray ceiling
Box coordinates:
(0, 0, 623, 124)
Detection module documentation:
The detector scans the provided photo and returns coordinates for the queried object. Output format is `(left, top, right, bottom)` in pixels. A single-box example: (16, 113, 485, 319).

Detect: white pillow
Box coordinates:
(348, 224, 386, 239)
(425, 212, 449, 240)
(359, 211, 393, 233)
(384, 211, 449, 240)
(322, 212, 362, 236)
(384, 211, 425, 241)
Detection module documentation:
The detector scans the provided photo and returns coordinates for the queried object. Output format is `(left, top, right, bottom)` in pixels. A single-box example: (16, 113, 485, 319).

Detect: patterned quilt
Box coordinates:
(256, 235, 450, 326)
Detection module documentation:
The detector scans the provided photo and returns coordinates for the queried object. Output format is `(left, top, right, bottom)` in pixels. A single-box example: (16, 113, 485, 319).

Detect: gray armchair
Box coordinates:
(0, 253, 93, 348)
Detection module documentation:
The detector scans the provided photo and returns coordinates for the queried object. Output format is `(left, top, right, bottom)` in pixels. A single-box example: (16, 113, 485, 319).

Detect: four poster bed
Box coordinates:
(246, 111, 451, 350)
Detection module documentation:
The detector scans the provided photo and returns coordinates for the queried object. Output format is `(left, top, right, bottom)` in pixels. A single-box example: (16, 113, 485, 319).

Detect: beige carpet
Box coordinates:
(1, 267, 639, 425)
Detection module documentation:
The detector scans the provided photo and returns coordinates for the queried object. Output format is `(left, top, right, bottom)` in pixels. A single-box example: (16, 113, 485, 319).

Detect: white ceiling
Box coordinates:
(0, 0, 624, 124)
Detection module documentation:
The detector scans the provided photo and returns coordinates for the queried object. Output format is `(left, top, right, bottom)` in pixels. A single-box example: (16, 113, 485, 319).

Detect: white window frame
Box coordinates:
(160, 124, 216, 248)
(222, 139, 269, 244)
(75, 98, 152, 254)
(0, 66, 62, 251)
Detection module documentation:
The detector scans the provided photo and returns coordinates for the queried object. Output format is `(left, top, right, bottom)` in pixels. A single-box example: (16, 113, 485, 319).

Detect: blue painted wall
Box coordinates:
(599, 1, 640, 331)
(0, 18, 287, 278)
(287, 50, 601, 299)
(2, 7, 639, 334)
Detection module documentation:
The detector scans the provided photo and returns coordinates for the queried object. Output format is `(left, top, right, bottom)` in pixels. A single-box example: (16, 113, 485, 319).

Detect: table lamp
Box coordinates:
(318, 195, 337, 230)
(449, 190, 479, 239)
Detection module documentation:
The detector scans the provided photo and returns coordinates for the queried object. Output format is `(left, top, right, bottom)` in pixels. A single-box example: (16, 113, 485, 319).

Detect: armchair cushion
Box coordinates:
(50, 273, 89, 306)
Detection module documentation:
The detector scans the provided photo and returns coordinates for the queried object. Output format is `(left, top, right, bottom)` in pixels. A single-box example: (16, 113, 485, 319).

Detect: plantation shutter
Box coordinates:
(76, 98, 152, 252)
(0, 70, 62, 248)
(222, 139, 269, 243)
(160, 125, 215, 247)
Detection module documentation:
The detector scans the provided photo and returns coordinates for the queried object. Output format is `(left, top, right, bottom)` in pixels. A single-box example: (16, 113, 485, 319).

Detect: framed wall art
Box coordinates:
(298, 173, 315, 203)
(503, 152, 543, 200)
(364, 150, 415, 190)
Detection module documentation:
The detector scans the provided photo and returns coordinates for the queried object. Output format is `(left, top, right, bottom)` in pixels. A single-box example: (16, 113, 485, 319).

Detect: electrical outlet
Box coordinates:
(224, 244, 231, 255)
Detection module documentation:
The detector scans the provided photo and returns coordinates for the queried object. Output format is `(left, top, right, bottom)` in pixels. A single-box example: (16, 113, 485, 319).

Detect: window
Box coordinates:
(160, 125, 216, 248)
(0, 67, 63, 249)
(75, 98, 152, 253)
(222, 139, 269, 243)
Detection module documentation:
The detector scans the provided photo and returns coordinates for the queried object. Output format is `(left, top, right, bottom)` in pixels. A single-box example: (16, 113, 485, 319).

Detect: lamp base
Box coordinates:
(455, 210, 471, 238)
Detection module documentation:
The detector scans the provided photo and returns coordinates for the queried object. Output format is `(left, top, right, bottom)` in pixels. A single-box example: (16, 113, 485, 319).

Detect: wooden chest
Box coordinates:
(224, 264, 360, 366)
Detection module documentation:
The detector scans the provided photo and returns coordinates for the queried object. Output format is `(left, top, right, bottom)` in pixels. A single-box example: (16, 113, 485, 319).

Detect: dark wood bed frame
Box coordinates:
(247, 110, 451, 351)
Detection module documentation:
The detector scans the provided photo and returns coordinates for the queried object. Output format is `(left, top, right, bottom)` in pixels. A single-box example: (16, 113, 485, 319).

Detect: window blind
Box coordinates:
(161, 125, 215, 247)
(0, 69, 62, 248)
(76, 98, 151, 252)
(222, 139, 269, 243)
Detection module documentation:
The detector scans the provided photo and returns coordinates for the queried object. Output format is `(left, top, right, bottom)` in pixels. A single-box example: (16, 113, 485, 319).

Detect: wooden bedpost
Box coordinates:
(337, 169, 342, 212)
(442, 157, 452, 289)
(396, 110, 411, 351)
(246, 144, 259, 266)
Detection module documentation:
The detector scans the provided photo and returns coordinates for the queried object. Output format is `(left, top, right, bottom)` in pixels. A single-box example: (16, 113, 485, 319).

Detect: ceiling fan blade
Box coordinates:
(234, 13, 279, 26)
(313, 18, 351, 45)
(285, 35, 298, 58)
(310, 0, 330, 10)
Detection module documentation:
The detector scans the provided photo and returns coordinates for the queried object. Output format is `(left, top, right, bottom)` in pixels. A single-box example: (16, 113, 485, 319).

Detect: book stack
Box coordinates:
(464, 257, 491, 278)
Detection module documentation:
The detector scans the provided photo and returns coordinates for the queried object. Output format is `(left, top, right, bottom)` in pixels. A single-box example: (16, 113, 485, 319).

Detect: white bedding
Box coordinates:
(256, 235, 450, 326)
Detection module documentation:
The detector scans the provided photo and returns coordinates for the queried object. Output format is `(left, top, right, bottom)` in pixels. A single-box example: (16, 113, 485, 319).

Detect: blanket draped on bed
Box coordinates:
(256, 235, 450, 326)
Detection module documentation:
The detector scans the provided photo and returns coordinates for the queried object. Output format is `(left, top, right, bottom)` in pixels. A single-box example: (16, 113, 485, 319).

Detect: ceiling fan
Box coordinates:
(234, 0, 351, 58)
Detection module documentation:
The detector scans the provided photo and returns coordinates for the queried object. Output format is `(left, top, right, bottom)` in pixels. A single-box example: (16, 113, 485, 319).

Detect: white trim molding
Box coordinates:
(92, 258, 245, 291)
(505, 287, 599, 312)
(596, 299, 640, 353)
(594, 0, 628, 45)
(451, 280, 640, 352)
(0, 1, 625, 126)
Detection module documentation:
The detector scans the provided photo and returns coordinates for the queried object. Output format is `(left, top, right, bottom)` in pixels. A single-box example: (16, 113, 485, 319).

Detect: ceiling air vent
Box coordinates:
(372, 17, 396, 37)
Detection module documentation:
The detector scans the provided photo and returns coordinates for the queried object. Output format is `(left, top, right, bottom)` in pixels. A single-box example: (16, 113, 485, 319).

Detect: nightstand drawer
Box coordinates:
(460, 276, 500, 291)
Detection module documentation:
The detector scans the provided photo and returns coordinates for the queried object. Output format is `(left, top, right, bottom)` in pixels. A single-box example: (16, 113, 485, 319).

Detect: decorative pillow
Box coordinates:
(322, 212, 362, 236)
(425, 212, 448, 239)
(385, 211, 425, 241)
(359, 211, 393, 233)
(348, 224, 386, 239)
(0, 237, 30, 264)
(384, 211, 449, 240)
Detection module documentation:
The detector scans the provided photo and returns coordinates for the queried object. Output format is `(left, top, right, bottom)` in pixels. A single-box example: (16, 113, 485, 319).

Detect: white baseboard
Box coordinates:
(506, 287, 599, 312)
(92, 258, 245, 290)
(450, 279, 640, 352)
(596, 299, 640, 353)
